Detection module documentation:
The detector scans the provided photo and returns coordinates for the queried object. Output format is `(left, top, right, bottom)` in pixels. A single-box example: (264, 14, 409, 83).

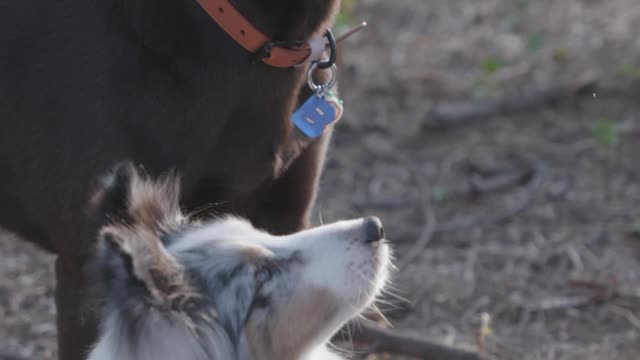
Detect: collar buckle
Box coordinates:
(249, 40, 307, 64)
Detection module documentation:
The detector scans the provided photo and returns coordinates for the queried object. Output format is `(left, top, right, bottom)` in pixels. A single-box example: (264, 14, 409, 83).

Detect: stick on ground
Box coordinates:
(424, 76, 599, 129)
(345, 320, 486, 360)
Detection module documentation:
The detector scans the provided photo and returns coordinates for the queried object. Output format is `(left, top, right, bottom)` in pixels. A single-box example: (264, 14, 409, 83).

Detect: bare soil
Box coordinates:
(2, 0, 640, 359)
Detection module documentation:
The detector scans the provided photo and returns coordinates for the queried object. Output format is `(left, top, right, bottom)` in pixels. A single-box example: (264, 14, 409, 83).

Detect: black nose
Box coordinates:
(364, 216, 385, 243)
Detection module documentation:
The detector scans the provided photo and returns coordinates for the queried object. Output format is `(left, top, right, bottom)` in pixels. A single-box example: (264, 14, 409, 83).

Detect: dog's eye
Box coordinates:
(255, 267, 272, 284)
(252, 295, 271, 309)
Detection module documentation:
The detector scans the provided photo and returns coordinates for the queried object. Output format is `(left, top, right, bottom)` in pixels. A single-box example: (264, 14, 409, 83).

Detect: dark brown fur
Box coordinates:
(0, 1, 340, 358)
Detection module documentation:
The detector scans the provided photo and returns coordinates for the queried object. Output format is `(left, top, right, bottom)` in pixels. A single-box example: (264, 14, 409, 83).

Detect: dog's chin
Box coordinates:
(344, 241, 391, 313)
(256, 245, 391, 360)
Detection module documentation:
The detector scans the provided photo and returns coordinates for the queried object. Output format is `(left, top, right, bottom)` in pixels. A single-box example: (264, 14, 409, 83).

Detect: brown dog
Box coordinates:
(0, 0, 341, 358)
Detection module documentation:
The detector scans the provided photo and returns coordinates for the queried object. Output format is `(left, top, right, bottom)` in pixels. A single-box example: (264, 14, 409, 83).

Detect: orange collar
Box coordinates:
(195, 0, 328, 68)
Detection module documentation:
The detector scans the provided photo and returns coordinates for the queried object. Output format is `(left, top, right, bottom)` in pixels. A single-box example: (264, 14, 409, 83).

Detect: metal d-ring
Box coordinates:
(307, 61, 337, 93)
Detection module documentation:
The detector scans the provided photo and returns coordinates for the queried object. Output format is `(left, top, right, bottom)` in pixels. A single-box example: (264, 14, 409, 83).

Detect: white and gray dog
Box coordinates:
(87, 164, 391, 360)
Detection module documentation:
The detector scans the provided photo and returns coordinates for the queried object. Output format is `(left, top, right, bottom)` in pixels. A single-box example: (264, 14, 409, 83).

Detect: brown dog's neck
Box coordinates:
(118, 0, 340, 63)
(231, 0, 341, 41)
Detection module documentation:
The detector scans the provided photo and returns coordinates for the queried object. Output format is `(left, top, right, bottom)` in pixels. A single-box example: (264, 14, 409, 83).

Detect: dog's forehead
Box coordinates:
(169, 216, 271, 254)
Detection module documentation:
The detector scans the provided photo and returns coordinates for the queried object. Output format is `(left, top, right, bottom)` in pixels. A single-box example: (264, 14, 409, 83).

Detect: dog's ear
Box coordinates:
(89, 161, 182, 233)
(98, 224, 195, 311)
(124, 166, 182, 234)
(89, 161, 138, 225)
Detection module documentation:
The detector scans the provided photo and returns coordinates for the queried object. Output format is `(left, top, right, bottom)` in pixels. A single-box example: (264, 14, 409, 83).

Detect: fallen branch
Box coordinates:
(355, 167, 533, 210)
(518, 295, 603, 312)
(468, 168, 532, 194)
(344, 320, 486, 360)
(424, 76, 598, 129)
(569, 278, 640, 300)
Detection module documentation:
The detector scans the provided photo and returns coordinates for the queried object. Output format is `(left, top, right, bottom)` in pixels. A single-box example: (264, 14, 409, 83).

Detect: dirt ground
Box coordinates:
(2, 0, 640, 359)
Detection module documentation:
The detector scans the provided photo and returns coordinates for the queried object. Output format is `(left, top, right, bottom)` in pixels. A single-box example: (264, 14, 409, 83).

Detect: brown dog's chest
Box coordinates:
(0, 0, 337, 248)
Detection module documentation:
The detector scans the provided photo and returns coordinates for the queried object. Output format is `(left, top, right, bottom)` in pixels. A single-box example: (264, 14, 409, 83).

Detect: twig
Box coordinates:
(336, 22, 368, 44)
(511, 279, 619, 313)
(424, 76, 599, 129)
(436, 161, 545, 233)
(398, 169, 438, 269)
(608, 306, 640, 331)
(345, 320, 486, 360)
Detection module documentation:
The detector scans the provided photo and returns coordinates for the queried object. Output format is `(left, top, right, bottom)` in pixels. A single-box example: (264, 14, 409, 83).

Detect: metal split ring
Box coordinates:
(307, 61, 337, 93)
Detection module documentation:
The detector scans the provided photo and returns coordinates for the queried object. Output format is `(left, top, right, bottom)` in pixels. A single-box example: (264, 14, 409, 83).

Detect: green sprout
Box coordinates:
(481, 57, 502, 75)
(431, 188, 448, 203)
(527, 33, 544, 56)
(592, 119, 620, 147)
(336, 0, 359, 28)
(617, 63, 640, 80)
(517, 0, 530, 11)
(472, 57, 503, 99)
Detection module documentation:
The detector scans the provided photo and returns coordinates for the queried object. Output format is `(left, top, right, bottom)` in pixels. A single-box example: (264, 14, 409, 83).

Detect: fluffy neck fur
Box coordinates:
(89, 316, 344, 360)
(89, 283, 346, 360)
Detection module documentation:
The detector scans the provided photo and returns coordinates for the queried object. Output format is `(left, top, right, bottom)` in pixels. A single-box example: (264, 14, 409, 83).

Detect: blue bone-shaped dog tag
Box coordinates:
(291, 91, 344, 138)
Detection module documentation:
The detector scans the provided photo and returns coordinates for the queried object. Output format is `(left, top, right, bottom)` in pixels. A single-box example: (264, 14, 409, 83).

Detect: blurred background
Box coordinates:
(2, 0, 640, 359)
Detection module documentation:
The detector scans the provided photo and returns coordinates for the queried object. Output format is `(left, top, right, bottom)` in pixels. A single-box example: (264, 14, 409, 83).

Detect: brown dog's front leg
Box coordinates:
(55, 257, 98, 360)
(252, 131, 331, 235)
